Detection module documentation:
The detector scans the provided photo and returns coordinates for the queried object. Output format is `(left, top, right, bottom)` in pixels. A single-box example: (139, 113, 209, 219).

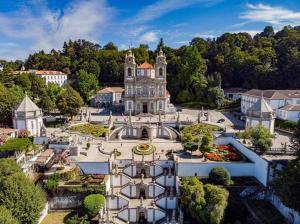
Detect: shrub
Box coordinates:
(0, 173, 46, 224)
(209, 167, 231, 186)
(83, 194, 105, 218)
(181, 177, 229, 224)
(0, 206, 19, 224)
(46, 179, 59, 190)
(0, 138, 33, 152)
(66, 214, 89, 224)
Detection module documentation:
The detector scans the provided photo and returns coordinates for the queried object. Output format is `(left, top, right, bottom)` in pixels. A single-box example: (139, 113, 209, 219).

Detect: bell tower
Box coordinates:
(124, 48, 136, 79)
(155, 48, 167, 79)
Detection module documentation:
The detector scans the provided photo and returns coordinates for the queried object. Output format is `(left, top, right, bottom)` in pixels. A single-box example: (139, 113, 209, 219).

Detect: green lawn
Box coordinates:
(69, 123, 108, 137)
(41, 210, 76, 224)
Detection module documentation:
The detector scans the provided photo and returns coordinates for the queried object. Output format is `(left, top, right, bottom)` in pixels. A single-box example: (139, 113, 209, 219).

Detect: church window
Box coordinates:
(137, 103, 140, 110)
(159, 68, 163, 76)
(31, 121, 34, 130)
(128, 68, 132, 76)
(159, 101, 162, 110)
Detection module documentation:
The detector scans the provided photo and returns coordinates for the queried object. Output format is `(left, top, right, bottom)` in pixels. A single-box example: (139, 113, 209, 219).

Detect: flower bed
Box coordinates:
(204, 144, 243, 162)
(133, 144, 156, 155)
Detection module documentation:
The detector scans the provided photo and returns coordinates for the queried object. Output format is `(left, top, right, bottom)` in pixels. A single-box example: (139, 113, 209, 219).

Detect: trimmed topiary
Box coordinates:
(83, 194, 105, 218)
(209, 167, 231, 186)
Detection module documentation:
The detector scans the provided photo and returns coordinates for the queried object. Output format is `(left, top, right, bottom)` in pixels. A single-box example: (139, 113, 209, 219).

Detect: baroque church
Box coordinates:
(124, 48, 173, 115)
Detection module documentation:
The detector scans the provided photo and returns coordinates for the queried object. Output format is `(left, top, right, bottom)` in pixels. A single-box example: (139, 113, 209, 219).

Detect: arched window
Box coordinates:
(128, 68, 132, 76)
(159, 68, 163, 76)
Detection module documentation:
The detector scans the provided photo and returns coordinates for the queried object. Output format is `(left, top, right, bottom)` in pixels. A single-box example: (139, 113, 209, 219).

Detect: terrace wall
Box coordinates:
(176, 137, 269, 186)
(215, 137, 269, 186)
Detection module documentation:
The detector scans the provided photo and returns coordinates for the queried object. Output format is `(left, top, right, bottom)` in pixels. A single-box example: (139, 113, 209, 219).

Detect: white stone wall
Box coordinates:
(147, 208, 165, 222)
(156, 196, 177, 209)
(177, 162, 254, 177)
(41, 74, 67, 87)
(268, 193, 300, 224)
(111, 174, 131, 187)
(277, 109, 300, 122)
(156, 175, 175, 187)
(148, 184, 165, 198)
(149, 164, 163, 177)
(107, 196, 128, 210)
(123, 164, 137, 177)
(121, 184, 137, 198)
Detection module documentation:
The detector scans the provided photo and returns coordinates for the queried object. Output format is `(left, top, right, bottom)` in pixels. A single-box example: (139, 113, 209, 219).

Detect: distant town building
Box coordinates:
(14, 69, 67, 87)
(13, 95, 43, 137)
(277, 104, 300, 122)
(92, 87, 124, 107)
(242, 89, 300, 122)
(245, 95, 275, 134)
(224, 88, 247, 100)
(35, 70, 67, 87)
(124, 48, 174, 115)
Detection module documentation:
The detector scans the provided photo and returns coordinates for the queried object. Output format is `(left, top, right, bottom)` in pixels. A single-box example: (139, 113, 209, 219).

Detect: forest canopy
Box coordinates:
(1, 25, 300, 107)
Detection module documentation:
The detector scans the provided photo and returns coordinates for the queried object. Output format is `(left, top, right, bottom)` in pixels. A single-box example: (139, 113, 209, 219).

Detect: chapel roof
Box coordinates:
(16, 95, 40, 112)
(137, 62, 154, 69)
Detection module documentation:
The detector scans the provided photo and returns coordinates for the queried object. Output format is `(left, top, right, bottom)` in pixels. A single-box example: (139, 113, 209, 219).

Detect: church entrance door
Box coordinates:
(143, 103, 148, 113)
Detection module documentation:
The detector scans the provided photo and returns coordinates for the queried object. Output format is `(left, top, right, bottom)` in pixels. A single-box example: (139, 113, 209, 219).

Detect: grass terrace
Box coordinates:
(41, 210, 75, 224)
(69, 123, 108, 138)
(0, 137, 33, 152)
(181, 123, 222, 144)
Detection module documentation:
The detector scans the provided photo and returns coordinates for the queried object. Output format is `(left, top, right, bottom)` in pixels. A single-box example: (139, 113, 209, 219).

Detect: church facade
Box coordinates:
(124, 48, 168, 115)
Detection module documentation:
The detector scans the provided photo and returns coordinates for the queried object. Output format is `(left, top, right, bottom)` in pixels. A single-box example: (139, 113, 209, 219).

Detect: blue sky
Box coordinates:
(0, 0, 299, 60)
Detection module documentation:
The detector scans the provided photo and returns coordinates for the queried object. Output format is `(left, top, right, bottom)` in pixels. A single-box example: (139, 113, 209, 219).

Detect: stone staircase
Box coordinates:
(103, 160, 179, 223)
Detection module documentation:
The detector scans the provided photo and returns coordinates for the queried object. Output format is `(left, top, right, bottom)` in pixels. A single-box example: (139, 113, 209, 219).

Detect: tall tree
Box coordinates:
(57, 85, 83, 119)
(0, 161, 46, 224)
(76, 69, 98, 102)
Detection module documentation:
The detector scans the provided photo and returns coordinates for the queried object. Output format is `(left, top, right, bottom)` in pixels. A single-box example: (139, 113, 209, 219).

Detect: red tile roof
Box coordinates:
(137, 62, 154, 69)
(35, 70, 66, 75)
(98, 87, 124, 94)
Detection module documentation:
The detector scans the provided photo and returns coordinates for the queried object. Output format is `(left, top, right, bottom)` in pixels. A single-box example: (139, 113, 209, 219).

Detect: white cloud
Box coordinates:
(173, 40, 189, 45)
(229, 30, 261, 37)
(192, 31, 218, 39)
(129, 0, 220, 24)
(139, 31, 159, 43)
(0, 0, 113, 59)
(240, 3, 300, 27)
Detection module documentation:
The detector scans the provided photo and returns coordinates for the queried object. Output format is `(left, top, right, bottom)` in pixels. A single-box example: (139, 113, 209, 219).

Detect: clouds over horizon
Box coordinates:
(239, 3, 300, 28)
(0, 1, 300, 60)
(0, 0, 113, 60)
